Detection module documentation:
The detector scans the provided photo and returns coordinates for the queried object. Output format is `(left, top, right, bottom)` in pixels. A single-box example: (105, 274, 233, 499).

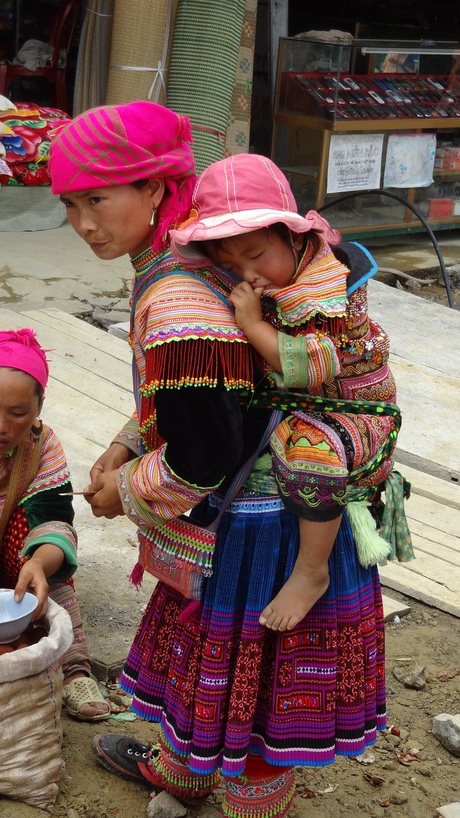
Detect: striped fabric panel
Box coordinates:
(117, 444, 212, 530)
(275, 333, 341, 390)
(18, 427, 70, 502)
(224, 0, 258, 157)
(265, 239, 349, 326)
(137, 274, 247, 347)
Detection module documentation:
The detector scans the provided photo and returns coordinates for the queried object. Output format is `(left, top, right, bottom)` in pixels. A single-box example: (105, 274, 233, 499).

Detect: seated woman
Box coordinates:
(0, 327, 109, 722)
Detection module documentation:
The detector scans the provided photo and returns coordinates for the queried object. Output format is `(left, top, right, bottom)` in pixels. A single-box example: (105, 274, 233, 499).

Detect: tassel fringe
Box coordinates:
(347, 501, 391, 567)
(130, 561, 145, 589)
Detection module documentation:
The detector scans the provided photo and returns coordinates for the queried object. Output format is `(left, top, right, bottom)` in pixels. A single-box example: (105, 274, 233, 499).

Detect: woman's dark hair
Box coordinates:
(131, 179, 150, 190)
(34, 380, 44, 402)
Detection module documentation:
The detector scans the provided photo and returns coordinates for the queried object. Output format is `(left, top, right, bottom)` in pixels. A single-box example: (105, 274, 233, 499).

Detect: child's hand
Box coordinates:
(229, 282, 264, 333)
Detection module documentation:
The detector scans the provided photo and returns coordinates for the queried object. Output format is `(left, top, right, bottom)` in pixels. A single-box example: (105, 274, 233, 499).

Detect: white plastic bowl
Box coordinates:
(0, 590, 38, 644)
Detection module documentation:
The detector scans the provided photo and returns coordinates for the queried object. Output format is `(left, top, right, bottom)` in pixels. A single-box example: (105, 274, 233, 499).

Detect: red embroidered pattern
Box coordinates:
(1, 507, 29, 586)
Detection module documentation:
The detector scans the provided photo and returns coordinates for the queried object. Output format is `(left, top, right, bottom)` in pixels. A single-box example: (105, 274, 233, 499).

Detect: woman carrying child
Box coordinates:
(48, 103, 405, 818)
(170, 152, 403, 632)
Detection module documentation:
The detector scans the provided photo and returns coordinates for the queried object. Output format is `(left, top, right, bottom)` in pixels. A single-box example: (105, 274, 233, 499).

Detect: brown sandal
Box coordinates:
(63, 676, 110, 722)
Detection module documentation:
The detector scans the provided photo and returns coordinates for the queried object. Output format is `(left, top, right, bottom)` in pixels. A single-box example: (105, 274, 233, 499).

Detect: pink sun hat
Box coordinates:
(170, 153, 341, 265)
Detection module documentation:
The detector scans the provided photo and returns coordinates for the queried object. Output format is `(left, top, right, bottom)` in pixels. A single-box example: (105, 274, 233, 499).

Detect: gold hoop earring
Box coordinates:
(149, 209, 157, 227)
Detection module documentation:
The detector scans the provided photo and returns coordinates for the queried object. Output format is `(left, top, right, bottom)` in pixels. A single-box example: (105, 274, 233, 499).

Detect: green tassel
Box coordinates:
(347, 501, 391, 568)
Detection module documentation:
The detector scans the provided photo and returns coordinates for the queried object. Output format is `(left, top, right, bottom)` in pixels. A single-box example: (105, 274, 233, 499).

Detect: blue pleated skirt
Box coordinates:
(120, 492, 386, 778)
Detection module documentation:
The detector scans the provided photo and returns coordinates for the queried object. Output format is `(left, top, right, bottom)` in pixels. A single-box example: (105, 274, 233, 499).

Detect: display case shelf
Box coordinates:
(272, 36, 460, 237)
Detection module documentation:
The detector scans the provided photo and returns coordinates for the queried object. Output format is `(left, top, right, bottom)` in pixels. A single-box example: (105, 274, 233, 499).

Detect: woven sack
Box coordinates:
(0, 598, 73, 810)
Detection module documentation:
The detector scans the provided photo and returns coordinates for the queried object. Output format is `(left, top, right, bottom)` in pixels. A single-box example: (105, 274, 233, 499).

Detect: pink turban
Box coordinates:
(0, 328, 49, 392)
(49, 101, 197, 252)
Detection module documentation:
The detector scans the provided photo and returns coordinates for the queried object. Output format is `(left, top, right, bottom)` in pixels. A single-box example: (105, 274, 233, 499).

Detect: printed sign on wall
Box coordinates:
(327, 133, 384, 193)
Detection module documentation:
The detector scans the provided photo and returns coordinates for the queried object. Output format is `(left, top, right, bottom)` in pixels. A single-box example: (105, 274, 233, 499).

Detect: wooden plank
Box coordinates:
(382, 594, 411, 622)
(379, 563, 460, 618)
(42, 381, 133, 490)
(394, 461, 460, 509)
(47, 353, 132, 414)
(379, 549, 460, 618)
(21, 308, 132, 363)
(44, 379, 131, 445)
(389, 549, 460, 587)
(0, 309, 132, 391)
(410, 532, 460, 566)
(409, 518, 460, 557)
(405, 493, 460, 540)
(389, 357, 460, 475)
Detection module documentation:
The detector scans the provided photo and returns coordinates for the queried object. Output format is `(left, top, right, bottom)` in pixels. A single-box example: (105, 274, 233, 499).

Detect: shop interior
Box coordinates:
(1, 0, 460, 237)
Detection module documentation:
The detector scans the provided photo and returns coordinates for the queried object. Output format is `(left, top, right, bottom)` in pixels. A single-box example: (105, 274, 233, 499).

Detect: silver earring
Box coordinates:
(31, 418, 43, 442)
(149, 209, 157, 227)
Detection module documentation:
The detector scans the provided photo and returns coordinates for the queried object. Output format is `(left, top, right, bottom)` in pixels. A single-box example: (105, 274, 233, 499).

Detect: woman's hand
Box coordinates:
(14, 560, 50, 620)
(229, 282, 264, 333)
(89, 442, 132, 483)
(83, 469, 124, 519)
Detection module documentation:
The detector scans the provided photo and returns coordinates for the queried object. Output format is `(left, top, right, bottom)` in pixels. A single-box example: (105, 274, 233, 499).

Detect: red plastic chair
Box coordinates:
(0, 0, 82, 114)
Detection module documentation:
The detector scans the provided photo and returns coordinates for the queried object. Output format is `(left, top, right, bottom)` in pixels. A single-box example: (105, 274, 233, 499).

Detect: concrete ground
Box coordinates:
(365, 226, 460, 274)
(0, 221, 131, 318)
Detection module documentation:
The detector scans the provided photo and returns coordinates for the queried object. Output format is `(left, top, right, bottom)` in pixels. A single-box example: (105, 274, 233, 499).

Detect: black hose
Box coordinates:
(317, 189, 455, 308)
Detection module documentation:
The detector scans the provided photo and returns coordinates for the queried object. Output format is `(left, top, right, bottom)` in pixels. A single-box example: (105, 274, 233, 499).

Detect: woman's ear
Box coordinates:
(148, 178, 165, 209)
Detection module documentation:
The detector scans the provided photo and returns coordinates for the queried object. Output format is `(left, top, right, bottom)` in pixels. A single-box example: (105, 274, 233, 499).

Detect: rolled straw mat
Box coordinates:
(167, 0, 246, 173)
(105, 0, 178, 105)
(73, 0, 115, 114)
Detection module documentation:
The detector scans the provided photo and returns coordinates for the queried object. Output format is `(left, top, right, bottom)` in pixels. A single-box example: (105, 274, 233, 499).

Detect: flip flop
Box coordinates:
(63, 676, 111, 722)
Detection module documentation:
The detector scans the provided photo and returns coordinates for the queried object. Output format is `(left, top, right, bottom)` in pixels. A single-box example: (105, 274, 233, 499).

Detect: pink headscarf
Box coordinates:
(48, 101, 197, 253)
(0, 329, 49, 391)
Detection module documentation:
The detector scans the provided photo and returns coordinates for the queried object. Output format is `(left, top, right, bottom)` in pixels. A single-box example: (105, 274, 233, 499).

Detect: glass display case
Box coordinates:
(271, 37, 460, 237)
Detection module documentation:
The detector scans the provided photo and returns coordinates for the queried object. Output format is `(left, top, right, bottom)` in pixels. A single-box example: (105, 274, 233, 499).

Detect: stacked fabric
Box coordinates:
(0, 99, 69, 186)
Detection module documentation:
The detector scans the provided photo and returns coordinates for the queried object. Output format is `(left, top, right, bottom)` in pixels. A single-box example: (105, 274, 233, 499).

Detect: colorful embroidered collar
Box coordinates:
(263, 235, 349, 327)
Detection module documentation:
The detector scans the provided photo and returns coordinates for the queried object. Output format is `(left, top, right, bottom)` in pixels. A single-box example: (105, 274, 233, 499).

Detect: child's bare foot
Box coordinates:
(259, 566, 330, 631)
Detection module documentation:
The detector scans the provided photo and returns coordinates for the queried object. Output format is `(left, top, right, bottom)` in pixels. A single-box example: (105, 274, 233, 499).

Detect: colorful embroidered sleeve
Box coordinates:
(271, 333, 341, 389)
(117, 443, 219, 529)
(18, 426, 78, 582)
(20, 522, 78, 582)
(111, 412, 142, 456)
(134, 273, 253, 399)
(132, 268, 255, 460)
(20, 426, 71, 501)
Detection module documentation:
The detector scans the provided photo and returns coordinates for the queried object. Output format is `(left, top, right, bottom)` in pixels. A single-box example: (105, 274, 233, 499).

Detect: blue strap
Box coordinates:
(347, 242, 378, 295)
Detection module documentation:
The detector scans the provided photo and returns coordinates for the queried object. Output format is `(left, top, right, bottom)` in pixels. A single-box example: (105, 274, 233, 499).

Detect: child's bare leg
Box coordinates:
(260, 515, 342, 631)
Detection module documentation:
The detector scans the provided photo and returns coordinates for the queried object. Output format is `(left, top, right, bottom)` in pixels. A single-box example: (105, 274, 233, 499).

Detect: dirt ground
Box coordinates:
(1, 579, 459, 818)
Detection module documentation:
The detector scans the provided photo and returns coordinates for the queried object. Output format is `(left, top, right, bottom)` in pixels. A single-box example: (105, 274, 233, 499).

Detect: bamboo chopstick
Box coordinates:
(58, 491, 97, 496)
